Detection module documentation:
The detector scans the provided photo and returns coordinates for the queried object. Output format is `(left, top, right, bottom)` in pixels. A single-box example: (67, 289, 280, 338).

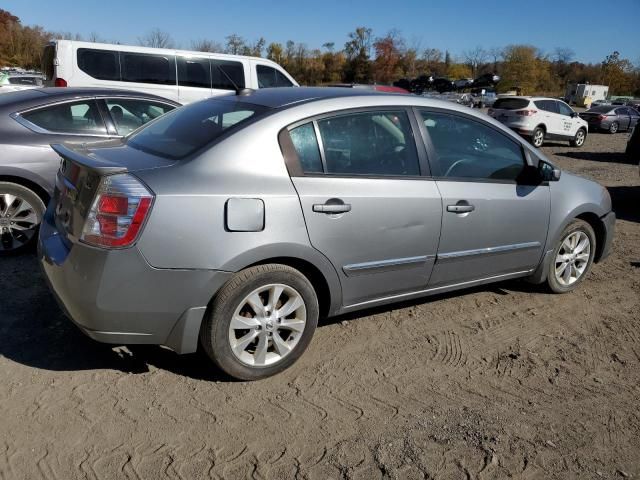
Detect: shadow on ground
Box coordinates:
(608, 185, 640, 223)
(557, 150, 635, 165)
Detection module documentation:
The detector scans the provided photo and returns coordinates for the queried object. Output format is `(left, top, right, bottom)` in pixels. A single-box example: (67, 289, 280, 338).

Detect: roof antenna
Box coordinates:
(216, 65, 253, 96)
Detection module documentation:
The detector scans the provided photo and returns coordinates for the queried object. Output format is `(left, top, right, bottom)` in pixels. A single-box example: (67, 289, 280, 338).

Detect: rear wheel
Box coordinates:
(200, 264, 319, 380)
(531, 127, 545, 148)
(609, 121, 619, 134)
(570, 128, 586, 147)
(0, 182, 45, 255)
(546, 219, 596, 293)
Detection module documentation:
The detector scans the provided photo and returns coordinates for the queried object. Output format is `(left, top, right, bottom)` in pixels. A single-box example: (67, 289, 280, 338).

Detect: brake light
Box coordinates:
(54, 77, 67, 87)
(81, 174, 154, 248)
(597, 114, 607, 121)
(516, 109, 537, 116)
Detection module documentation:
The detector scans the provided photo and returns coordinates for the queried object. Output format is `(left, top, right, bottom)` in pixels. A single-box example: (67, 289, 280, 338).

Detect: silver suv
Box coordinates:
(40, 88, 615, 380)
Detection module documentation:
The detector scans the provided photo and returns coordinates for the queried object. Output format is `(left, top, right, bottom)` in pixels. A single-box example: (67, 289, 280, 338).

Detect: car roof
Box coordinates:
(0, 87, 180, 111)
(217, 87, 387, 109)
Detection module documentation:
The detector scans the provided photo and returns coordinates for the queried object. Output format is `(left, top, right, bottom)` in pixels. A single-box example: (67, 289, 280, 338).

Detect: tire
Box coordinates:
(609, 121, 619, 134)
(570, 128, 586, 147)
(200, 264, 319, 380)
(531, 127, 545, 148)
(0, 182, 45, 255)
(546, 219, 596, 294)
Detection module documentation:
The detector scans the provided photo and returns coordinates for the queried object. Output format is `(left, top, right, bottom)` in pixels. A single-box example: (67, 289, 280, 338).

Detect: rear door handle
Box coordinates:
(312, 201, 351, 214)
(447, 203, 475, 213)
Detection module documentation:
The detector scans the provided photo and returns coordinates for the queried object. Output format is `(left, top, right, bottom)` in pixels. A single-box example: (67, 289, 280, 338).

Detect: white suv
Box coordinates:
(488, 96, 588, 148)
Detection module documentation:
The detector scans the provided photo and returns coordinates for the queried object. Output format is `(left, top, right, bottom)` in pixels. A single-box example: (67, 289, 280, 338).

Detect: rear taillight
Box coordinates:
(516, 109, 537, 116)
(81, 174, 154, 249)
(54, 77, 67, 87)
(597, 114, 607, 121)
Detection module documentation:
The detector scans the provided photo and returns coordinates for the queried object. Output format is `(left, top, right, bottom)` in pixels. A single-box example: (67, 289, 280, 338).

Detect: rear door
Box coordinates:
(284, 109, 442, 307)
(417, 109, 550, 286)
(533, 100, 558, 134)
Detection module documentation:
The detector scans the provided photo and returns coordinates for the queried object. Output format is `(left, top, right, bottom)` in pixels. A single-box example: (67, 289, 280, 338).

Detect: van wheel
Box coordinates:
(609, 121, 619, 134)
(531, 127, 545, 147)
(0, 182, 45, 255)
(570, 128, 586, 147)
(546, 219, 596, 293)
(200, 264, 319, 380)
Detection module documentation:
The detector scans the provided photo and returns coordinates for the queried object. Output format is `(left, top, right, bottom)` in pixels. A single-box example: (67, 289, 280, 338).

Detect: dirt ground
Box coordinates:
(1, 130, 639, 480)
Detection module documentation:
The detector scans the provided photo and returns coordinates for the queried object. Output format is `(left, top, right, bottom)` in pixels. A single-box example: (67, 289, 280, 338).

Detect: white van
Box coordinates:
(42, 40, 298, 104)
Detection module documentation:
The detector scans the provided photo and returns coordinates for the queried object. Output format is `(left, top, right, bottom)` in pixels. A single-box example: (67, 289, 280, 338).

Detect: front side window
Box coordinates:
(121, 53, 176, 85)
(420, 111, 524, 181)
(127, 98, 269, 159)
(177, 57, 211, 89)
(289, 123, 323, 173)
(21, 100, 106, 135)
(316, 111, 420, 176)
(256, 65, 293, 88)
(106, 99, 175, 136)
(77, 49, 119, 81)
(211, 60, 245, 90)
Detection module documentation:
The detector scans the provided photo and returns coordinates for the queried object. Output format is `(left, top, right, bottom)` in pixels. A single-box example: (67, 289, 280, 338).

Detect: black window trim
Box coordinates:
(280, 106, 432, 179)
(414, 106, 533, 185)
(11, 97, 111, 137)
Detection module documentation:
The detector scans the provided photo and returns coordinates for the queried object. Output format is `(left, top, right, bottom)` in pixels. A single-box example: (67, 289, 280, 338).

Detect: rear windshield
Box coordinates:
(492, 98, 530, 110)
(587, 105, 614, 113)
(127, 98, 270, 159)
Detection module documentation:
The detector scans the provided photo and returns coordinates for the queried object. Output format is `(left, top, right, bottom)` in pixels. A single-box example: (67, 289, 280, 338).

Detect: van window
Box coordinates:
(211, 60, 245, 90)
(42, 45, 55, 81)
(22, 100, 106, 135)
(121, 52, 176, 85)
(127, 98, 269, 159)
(177, 56, 211, 89)
(77, 48, 120, 81)
(257, 65, 293, 88)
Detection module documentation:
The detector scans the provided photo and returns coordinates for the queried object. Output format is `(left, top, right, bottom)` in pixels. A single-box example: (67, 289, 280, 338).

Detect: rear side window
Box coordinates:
(121, 52, 176, 85)
(420, 111, 524, 181)
(106, 99, 175, 136)
(211, 60, 245, 90)
(316, 111, 420, 176)
(289, 123, 323, 173)
(127, 98, 269, 159)
(493, 98, 530, 110)
(21, 100, 106, 135)
(257, 65, 293, 88)
(77, 49, 120, 81)
(177, 56, 211, 89)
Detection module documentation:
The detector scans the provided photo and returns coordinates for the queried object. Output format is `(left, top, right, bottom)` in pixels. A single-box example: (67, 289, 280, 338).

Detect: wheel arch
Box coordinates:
(0, 174, 51, 205)
(575, 211, 606, 263)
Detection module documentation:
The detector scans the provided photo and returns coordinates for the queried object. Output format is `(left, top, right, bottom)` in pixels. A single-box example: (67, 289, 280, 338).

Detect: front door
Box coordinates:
(285, 110, 442, 307)
(417, 109, 550, 286)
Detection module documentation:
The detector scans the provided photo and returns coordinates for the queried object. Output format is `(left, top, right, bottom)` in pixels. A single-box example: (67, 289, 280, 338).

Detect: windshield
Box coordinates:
(492, 98, 530, 110)
(127, 98, 270, 159)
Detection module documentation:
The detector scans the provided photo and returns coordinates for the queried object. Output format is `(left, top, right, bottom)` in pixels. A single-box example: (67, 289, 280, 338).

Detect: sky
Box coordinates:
(5, 0, 640, 65)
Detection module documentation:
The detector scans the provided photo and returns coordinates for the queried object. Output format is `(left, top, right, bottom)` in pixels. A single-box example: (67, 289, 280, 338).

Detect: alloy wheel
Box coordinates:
(533, 130, 544, 147)
(575, 130, 585, 146)
(554, 231, 591, 286)
(228, 284, 307, 366)
(0, 193, 40, 252)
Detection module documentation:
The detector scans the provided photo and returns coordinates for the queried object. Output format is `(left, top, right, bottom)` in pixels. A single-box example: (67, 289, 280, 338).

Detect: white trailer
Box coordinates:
(565, 83, 609, 107)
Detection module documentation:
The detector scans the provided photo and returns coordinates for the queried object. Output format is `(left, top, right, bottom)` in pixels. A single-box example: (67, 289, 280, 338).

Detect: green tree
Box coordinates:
(344, 27, 372, 83)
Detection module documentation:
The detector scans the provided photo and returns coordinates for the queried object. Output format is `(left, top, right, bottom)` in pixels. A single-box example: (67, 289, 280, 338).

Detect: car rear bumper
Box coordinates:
(598, 211, 615, 262)
(38, 206, 232, 354)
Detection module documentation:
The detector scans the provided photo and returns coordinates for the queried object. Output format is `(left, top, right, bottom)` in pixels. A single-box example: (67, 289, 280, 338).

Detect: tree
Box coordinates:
(601, 51, 634, 95)
(137, 28, 174, 48)
(225, 34, 246, 55)
(500, 44, 555, 94)
(344, 27, 372, 83)
(191, 39, 224, 53)
(372, 30, 404, 83)
(463, 46, 487, 78)
(266, 42, 284, 64)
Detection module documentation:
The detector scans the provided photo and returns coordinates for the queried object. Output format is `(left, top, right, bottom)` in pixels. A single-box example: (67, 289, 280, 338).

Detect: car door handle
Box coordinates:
(312, 202, 352, 214)
(447, 203, 475, 213)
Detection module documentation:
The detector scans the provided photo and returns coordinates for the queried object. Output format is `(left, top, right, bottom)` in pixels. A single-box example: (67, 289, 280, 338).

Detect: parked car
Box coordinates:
(433, 77, 455, 93)
(39, 87, 615, 380)
(0, 88, 179, 254)
(42, 40, 298, 105)
(473, 73, 500, 88)
(579, 105, 640, 133)
(590, 99, 611, 108)
(626, 126, 640, 172)
(489, 96, 588, 147)
(0, 73, 44, 93)
(453, 78, 474, 89)
(471, 91, 498, 108)
(408, 75, 434, 95)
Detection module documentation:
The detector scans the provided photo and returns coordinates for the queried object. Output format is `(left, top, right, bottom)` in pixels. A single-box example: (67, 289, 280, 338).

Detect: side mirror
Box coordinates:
(570, 111, 578, 118)
(538, 160, 561, 181)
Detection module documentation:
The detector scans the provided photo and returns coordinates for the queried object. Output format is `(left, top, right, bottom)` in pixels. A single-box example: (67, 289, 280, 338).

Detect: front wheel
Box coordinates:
(531, 127, 545, 148)
(200, 264, 319, 380)
(570, 128, 586, 147)
(546, 219, 596, 293)
(0, 182, 45, 255)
